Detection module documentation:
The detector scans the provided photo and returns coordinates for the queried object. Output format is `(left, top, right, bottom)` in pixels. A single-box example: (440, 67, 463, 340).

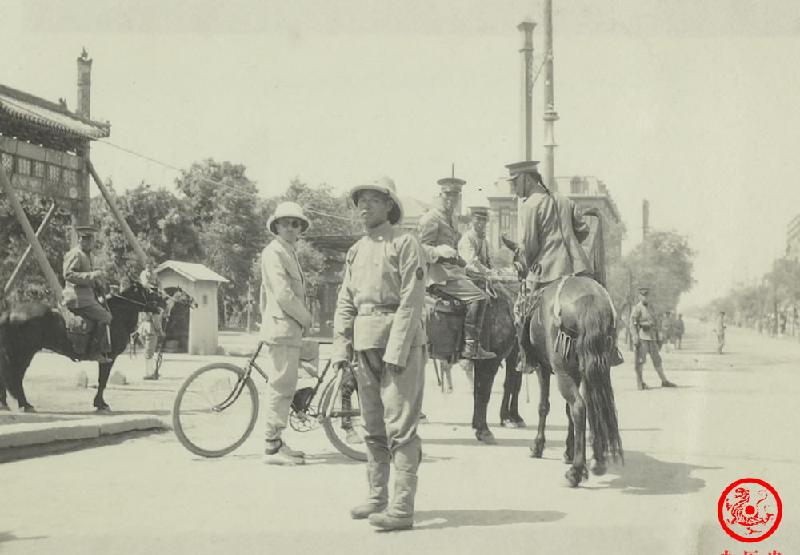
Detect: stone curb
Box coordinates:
(0, 415, 168, 449)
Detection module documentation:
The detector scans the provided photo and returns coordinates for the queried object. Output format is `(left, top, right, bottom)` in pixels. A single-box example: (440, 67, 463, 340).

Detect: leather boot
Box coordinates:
(654, 366, 676, 388)
(461, 300, 495, 360)
(350, 462, 390, 519)
(369, 439, 420, 531)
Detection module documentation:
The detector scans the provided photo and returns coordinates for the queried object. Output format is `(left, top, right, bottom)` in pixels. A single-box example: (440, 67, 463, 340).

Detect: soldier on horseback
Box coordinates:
(418, 177, 495, 360)
(61, 225, 113, 363)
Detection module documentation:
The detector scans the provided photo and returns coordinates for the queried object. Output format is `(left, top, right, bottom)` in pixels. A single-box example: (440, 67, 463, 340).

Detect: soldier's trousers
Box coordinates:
(355, 347, 426, 467)
(261, 343, 301, 442)
(635, 340, 662, 369)
(72, 302, 112, 354)
(437, 277, 487, 303)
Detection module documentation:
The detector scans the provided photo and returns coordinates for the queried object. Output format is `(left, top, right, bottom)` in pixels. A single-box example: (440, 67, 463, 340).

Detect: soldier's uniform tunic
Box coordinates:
(417, 207, 486, 301)
(629, 300, 671, 387)
(333, 221, 427, 521)
(62, 247, 112, 355)
(458, 228, 492, 277)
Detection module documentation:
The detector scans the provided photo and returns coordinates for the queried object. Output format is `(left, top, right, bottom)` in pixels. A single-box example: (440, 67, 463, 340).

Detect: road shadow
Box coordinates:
(424, 437, 535, 448)
(0, 531, 48, 546)
(36, 409, 171, 417)
(0, 429, 164, 464)
(413, 509, 565, 531)
(605, 450, 721, 495)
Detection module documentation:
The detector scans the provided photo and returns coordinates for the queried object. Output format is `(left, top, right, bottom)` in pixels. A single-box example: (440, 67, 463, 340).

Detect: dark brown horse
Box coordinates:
(429, 279, 520, 443)
(0, 280, 164, 412)
(521, 275, 623, 486)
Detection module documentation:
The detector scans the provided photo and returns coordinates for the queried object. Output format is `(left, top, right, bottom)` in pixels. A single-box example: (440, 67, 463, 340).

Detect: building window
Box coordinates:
(570, 176, 588, 195)
(47, 164, 61, 183)
(32, 161, 46, 178)
(17, 158, 31, 175)
(1, 153, 13, 173)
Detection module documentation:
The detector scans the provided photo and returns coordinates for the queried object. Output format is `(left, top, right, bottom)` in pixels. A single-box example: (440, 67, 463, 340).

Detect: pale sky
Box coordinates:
(2, 1, 800, 308)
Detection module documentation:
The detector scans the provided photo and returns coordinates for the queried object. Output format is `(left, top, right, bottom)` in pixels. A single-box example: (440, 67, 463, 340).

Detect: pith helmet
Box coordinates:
(267, 202, 310, 234)
(350, 176, 404, 225)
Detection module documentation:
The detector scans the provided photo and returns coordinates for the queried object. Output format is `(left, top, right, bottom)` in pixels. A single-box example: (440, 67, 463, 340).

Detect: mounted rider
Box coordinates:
(61, 225, 112, 363)
(458, 206, 493, 283)
(417, 177, 495, 360)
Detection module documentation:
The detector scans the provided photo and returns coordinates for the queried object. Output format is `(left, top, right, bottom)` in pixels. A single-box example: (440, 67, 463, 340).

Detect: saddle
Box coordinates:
(59, 305, 108, 361)
(425, 285, 466, 362)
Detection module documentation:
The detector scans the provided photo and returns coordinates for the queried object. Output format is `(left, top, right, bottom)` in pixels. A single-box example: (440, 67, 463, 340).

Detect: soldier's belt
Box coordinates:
(358, 303, 399, 315)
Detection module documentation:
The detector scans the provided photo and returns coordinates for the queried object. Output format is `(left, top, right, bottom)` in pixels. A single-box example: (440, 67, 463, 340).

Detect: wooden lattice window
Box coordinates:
(63, 169, 77, 185)
(17, 158, 31, 175)
(1, 153, 12, 174)
(32, 160, 46, 178)
(47, 164, 61, 183)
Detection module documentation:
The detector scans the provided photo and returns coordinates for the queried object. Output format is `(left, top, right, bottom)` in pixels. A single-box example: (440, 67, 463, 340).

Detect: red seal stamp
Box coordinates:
(718, 478, 782, 542)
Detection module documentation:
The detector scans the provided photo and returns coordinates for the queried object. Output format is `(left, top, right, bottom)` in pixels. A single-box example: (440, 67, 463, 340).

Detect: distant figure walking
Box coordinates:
(674, 314, 685, 349)
(714, 311, 726, 354)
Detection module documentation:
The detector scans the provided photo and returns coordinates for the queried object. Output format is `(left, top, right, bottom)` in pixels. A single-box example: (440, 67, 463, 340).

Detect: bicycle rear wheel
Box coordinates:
(172, 363, 259, 458)
(320, 372, 367, 462)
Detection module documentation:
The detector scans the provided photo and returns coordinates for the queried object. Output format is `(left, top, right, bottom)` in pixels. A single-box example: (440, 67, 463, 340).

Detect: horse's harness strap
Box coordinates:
(552, 275, 570, 327)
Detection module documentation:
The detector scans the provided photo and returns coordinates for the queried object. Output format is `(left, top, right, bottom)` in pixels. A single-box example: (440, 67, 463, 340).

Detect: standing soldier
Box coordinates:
(629, 287, 676, 390)
(418, 177, 495, 360)
(333, 177, 427, 531)
(714, 311, 726, 354)
(675, 314, 685, 349)
(62, 225, 112, 363)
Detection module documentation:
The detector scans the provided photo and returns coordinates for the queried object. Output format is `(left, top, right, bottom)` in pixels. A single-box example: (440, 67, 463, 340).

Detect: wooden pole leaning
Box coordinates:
(0, 166, 63, 302)
(86, 161, 149, 267)
(4, 201, 57, 296)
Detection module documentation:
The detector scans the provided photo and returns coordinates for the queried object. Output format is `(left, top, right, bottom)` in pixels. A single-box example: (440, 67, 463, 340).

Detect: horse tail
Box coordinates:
(574, 294, 623, 463)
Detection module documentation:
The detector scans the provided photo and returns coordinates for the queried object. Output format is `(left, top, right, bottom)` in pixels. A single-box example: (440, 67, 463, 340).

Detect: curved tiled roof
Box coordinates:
(0, 84, 110, 140)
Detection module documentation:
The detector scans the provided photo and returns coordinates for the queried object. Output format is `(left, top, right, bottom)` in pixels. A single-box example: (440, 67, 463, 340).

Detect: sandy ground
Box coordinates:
(1, 321, 798, 554)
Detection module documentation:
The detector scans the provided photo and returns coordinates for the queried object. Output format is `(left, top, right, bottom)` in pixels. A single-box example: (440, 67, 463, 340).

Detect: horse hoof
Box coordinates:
(512, 418, 526, 429)
(590, 460, 607, 476)
(563, 451, 574, 464)
(22, 405, 37, 413)
(564, 466, 588, 487)
(475, 429, 497, 445)
(529, 441, 544, 459)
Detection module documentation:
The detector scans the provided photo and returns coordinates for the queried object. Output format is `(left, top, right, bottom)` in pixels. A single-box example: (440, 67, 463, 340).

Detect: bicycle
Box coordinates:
(172, 340, 366, 461)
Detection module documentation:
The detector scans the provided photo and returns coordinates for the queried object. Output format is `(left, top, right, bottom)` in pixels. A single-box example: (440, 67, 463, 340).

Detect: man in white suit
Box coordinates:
(260, 201, 313, 465)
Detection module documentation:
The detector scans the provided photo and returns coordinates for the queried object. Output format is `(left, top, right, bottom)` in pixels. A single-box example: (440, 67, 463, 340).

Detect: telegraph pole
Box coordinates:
(517, 21, 537, 161)
(542, 0, 559, 192)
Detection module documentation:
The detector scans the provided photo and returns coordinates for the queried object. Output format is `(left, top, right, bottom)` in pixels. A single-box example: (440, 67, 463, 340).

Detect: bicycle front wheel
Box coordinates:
(172, 363, 259, 458)
(320, 373, 367, 462)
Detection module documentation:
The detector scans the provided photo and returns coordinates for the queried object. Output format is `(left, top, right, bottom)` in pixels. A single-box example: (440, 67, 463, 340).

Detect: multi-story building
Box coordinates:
(487, 175, 625, 268)
(786, 214, 800, 261)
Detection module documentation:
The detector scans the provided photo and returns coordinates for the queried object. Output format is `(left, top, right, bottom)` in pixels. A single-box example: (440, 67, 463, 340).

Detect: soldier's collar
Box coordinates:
(366, 221, 393, 240)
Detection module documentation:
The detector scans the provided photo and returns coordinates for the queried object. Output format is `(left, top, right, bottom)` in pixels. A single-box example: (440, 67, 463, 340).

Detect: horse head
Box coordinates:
(117, 279, 164, 313)
(167, 286, 198, 309)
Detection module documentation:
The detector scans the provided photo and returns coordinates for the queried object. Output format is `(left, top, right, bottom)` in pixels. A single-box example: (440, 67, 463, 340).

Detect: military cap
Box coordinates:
(505, 160, 541, 177)
(437, 176, 466, 194)
(75, 225, 99, 236)
(637, 286, 650, 294)
(470, 206, 490, 220)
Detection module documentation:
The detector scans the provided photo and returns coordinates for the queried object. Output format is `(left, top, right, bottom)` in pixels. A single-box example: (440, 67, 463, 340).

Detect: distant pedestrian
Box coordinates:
(138, 262, 163, 380)
(260, 201, 313, 465)
(714, 311, 726, 354)
(675, 314, 685, 349)
(629, 287, 676, 390)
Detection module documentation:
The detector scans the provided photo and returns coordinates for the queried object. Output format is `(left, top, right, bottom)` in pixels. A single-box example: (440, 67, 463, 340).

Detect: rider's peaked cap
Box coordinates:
(637, 286, 650, 294)
(470, 206, 490, 220)
(505, 160, 541, 176)
(74, 225, 99, 235)
(350, 176, 404, 225)
(267, 202, 310, 234)
(437, 176, 466, 194)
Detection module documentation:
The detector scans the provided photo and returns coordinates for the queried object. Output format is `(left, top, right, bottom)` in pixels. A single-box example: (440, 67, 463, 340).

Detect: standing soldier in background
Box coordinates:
(715, 311, 726, 354)
(138, 261, 163, 380)
(675, 314, 685, 349)
(333, 177, 427, 531)
(629, 287, 677, 390)
(62, 225, 112, 363)
(660, 311, 674, 352)
(418, 177, 495, 360)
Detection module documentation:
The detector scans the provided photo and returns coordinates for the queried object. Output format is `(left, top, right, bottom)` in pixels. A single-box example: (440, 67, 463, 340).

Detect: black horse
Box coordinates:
(0, 280, 164, 412)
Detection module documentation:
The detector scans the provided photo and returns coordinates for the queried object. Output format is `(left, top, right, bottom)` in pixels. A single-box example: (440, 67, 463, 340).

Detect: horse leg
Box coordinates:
(556, 371, 588, 487)
(93, 361, 113, 411)
(0, 372, 8, 410)
(563, 401, 574, 463)
(502, 349, 525, 427)
(7, 352, 37, 412)
(473, 359, 499, 444)
(530, 368, 550, 458)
